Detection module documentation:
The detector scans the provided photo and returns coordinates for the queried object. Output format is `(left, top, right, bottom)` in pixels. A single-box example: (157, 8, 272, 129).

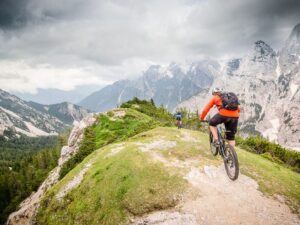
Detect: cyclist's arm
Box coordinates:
(200, 98, 215, 120)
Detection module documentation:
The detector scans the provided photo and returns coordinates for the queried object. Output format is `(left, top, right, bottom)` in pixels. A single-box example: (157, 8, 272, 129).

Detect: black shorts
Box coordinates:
(209, 114, 239, 140)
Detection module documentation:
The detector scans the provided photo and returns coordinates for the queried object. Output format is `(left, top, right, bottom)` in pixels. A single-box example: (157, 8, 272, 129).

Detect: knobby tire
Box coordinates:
(224, 144, 239, 180)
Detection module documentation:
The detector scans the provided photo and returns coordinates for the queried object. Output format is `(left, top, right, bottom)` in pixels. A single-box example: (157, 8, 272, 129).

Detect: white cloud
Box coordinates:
(0, 61, 107, 93)
(0, 0, 299, 93)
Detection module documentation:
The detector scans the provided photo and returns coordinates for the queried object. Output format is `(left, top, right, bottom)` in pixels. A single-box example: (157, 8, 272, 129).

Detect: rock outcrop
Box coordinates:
(6, 113, 97, 225)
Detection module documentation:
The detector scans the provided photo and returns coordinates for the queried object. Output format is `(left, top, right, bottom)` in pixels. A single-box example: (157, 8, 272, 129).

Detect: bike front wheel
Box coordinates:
(223, 144, 239, 180)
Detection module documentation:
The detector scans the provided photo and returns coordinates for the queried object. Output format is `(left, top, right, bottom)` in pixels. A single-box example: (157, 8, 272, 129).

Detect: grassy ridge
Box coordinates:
(36, 99, 300, 224)
(36, 126, 300, 225)
(37, 137, 186, 225)
(59, 108, 159, 179)
(120, 97, 174, 126)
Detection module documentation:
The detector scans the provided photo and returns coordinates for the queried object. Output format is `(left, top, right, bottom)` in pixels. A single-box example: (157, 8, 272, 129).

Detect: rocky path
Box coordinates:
(133, 130, 300, 225)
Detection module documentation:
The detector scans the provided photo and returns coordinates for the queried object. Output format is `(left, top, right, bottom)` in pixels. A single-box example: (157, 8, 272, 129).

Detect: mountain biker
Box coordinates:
(200, 87, 240, 147)
(174, 111, 182, 128)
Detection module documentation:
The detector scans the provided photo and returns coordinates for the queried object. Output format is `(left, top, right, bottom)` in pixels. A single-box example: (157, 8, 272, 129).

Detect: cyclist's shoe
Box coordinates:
(213, 139, 220, 147)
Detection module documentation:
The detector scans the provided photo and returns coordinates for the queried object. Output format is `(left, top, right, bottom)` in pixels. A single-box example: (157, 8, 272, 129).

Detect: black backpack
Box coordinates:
(220, 92, 239, 110)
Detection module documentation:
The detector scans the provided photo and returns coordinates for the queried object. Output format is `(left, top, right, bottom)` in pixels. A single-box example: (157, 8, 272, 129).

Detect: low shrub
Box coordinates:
(237, 135, 300, 172)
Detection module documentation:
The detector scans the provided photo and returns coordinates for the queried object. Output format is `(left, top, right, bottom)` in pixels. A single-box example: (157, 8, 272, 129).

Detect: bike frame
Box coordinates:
(202, 120, 239, 180)
(216, 125, 226, 158)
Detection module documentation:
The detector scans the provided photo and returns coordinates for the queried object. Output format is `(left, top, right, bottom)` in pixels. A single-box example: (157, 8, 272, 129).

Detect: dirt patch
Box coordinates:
(104, 144, 124, 158)
(133, 136, 300, 225)
(56, 161, 93, 200)
(132, 211, 197, 225)
(180, 130, 200, 143)
(137, 140, 177, 152)
(110, 109, 126, 119)
(182, 165, 300, 225)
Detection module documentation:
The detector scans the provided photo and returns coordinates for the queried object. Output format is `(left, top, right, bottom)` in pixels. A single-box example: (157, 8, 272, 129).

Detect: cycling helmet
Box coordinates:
(212, 87, 224, 95)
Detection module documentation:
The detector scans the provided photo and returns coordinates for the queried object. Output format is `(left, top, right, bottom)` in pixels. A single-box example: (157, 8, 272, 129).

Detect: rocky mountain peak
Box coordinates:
(143, 65, 167, 80)
(226, 58, 241, 75)
(283, 23, 300, 56)
(0, 89, 21, 103)
(289, 23, 300, 40)
(251, 40, 276, 61)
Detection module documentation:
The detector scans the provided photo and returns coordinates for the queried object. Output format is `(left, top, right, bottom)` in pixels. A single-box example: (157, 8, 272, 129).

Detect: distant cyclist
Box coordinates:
(200, 88, 240, 147)
(174, 111, 183, 128)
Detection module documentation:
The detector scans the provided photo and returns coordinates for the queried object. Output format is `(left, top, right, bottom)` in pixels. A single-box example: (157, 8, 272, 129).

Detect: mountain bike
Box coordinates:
(176, 120, 182, 129)
(202, 121, 239, 180)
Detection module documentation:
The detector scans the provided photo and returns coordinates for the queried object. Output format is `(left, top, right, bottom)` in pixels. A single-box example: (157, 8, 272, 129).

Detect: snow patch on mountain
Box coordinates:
(25, 122, 53, 136)
(276, 56, 281, 78)
(262, 118, 280, 142)
(158, 65, 174, 78)
(0, 124, 5, 135)
(290, 83, 299, 96)
(0, 107, 22, 120)
(118, 89, 125, 104)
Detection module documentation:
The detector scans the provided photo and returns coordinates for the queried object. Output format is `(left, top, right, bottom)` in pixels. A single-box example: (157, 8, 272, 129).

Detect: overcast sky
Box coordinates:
(0, 0, 300, 94)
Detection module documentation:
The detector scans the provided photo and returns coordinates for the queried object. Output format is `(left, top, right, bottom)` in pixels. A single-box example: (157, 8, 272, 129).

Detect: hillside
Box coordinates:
(6, 100, 300, 225)
(0, 135, 64, 225)
(0, 89, 89, 138)
(37, 127, 300, 225)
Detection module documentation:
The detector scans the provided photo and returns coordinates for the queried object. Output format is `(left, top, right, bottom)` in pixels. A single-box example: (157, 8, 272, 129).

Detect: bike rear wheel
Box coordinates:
(176, 121, 182, 129)
(209, 132, 218, 156)
(223, 144, 239, 180)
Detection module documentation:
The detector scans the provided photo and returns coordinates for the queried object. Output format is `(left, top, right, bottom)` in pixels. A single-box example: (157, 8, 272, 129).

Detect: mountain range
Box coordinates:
(12, 84, 104, 105)
(179, 24, 300, 150)
(0, 89, 89, 138)
(79, 61, 217, 112)
(79, 23, 300, 150)
(6, 102, 300, 225)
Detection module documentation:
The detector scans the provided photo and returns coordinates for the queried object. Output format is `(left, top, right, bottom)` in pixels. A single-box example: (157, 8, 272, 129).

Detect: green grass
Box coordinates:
(37, 139, 186, 225)
(237, 147, 300, 213)
(37, 126, 300, 224)
(93, 109, 157, 148)
(146, 127, 221, 166)
(236, 135, 300, 172)
(120, 98, 174, 126)
(59, 108, 159, 179)
(153, 128, 300, 214)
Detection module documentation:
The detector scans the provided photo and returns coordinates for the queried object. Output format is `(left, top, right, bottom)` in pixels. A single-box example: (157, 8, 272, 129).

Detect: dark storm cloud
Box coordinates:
(0, 0, 30, 28)
(184, 0, 300, 56)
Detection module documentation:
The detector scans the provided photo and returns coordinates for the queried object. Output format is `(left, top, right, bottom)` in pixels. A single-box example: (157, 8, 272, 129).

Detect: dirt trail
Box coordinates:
(133, 130, 300, 225)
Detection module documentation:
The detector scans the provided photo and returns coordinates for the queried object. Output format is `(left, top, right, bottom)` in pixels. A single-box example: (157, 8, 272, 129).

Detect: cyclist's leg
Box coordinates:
(209, 114, 225, 142)
(224, 117, 238, 146)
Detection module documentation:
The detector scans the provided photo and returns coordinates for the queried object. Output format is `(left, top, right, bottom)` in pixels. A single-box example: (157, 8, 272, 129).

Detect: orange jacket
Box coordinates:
(200, 95, 240, 120)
